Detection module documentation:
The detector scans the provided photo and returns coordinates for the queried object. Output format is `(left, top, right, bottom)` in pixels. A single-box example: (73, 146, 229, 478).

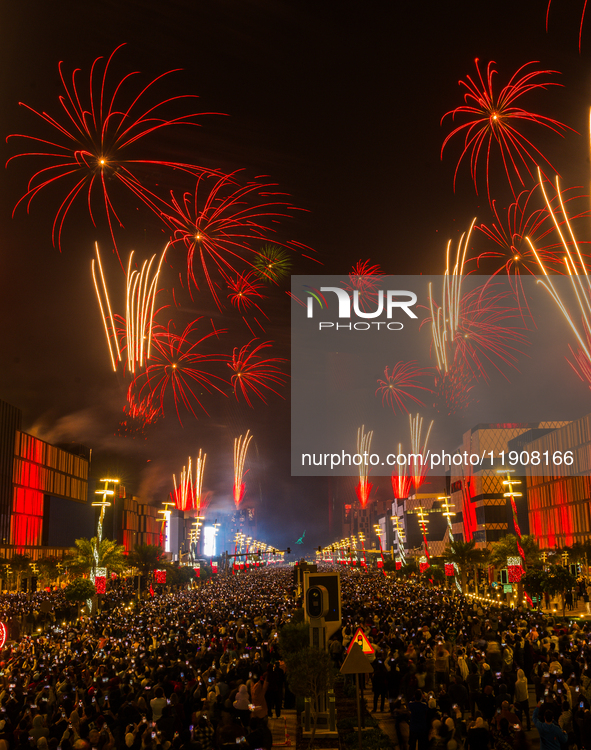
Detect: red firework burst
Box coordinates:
(476, 183, 590, 316)
(427, 282, 529, 383)
(441, 59, 572, 201)
(342, 260, 384, 312)
(375, 361, 433, 413)
(158, 171, 306, 309)
(477, 183, 589, 276)
(433, 363, 476, 415)
(227, 270, 268, 334)
(128, 319, 227, 424)
(7, 44, 219, 256)
(391, 470, 412, 500)
(229, 339, 288, 408)
(456, 285, 529, 381)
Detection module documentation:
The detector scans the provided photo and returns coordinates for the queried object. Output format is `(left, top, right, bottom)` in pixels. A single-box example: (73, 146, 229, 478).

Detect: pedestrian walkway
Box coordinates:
(269, 710, 296, 746)
(364, 686, 399, 745)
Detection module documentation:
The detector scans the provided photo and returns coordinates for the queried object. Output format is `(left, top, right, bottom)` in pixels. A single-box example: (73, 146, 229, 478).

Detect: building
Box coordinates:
(0, 400, 95, 558)
(449, 422, 568, 548)
(523, 415, 591, 549)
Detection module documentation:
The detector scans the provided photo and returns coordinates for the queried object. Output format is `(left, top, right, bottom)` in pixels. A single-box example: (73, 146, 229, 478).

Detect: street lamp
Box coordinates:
(91, 478, 119, 585)
(157, 501, 175, 554)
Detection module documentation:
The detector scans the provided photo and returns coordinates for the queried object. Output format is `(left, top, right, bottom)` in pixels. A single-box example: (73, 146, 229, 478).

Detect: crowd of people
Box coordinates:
(330, 574, 591, 750)
(0, 568, 587, 750)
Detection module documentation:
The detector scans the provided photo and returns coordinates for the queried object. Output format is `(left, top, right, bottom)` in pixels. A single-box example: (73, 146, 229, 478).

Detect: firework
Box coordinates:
(355, 425, 373, 509)
(547, 0, 588, 50)
(476, 183, 590, 316)
(391, 443, 412, 499)
(253, 244, 293, 284)
(127, 319, 227, 424)
(342, 260, 384, 312)
(441, 59, 571, 200)
(118, 395, 161, 436)
(428, 222, 528, 384)
(233, 430, 253, 508)
(92, 243, 168, 373)
(428, 221, 473, 374)
(172, 449, 206, 512)
(158, 171, 304, 309)
(376, 361, 432, 413)
(530, 170, 591, 379)
(227, 271, 268, 334)
(409, 413, 433, 493)
(7, 45, 217, 255)
(433, 364, 475, 415)
(229, 339, 288, 408)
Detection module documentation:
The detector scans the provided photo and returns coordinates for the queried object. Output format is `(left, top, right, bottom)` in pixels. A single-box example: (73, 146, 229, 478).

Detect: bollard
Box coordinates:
(304, 697, 311, 732)
(328, 689, 336, 731)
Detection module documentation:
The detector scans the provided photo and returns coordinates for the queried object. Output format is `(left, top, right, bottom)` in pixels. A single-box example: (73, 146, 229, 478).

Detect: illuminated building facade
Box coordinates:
(116, 492, 162, 551)
(450, 422, 568, 547)
(0, 399, 94, 555)
(524, 415, 591, 549)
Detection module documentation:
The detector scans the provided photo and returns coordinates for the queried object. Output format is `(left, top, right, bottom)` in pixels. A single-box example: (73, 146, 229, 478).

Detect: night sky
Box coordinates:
(1, 0, 591, 553)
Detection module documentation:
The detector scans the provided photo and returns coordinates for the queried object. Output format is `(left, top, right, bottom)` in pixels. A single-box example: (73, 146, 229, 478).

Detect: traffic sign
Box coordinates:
(341, 642, 374, 674)
(347, 627, 374, 655)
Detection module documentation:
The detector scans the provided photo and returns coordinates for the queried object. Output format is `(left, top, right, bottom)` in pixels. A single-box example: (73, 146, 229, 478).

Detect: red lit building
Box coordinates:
(0, 400, 94, 557)
(450, 422, 569, 548)
(523, 415, 591, 549)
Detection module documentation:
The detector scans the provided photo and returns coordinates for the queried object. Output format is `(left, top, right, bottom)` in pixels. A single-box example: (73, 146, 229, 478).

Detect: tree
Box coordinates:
(10, 553, 31, 592)
(490, 534, 540, 603)
(64, 577, 96, 618)
(522, 567, 549, 609)
(0, 559, 10, 592)
(424, 566, 445, 585)
(444, 540, 482, 594)
(36, 556, 63, 587)
(278, 620, 309, 659)
(400, 559, 418, 577)
(546, 564, 577, 615)
(128, 544, 164, 597)
(284, 647, 334, 745)
(164, 564, 197, 588)
(565, 541, 591, 576)
(489, 534, 540, 570)
(67, 538, 127, 578)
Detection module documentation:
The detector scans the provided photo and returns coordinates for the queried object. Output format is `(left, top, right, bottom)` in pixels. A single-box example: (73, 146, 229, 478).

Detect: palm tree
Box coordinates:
(444, 540, 482, 594)
(36, 556, 63, 587)
(490, 533, 540, 603)
(489, 534, 540, 570)
(67, 538, 127, 578)
(10, 553, 31, 592)
(128, 544, 163, 597)
(0, 559, 9, 592)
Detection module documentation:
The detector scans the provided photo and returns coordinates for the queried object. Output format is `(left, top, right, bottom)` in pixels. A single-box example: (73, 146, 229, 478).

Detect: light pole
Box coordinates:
(91, 478, 119, 580)
(157, 501, 175, 554)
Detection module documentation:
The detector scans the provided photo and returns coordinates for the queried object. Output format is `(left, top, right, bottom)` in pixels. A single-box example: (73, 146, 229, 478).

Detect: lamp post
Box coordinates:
(91, 478, 119, 582)
(157, 501, 175, 554)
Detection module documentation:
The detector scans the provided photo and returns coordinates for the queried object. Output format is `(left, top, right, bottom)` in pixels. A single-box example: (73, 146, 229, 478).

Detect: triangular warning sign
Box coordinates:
(347, 627, 374, 655)
(341, 642, 374, 674)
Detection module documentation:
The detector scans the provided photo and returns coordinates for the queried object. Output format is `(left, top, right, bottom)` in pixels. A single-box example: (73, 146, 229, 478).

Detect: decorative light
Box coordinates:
(95, 567, 107, 594)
